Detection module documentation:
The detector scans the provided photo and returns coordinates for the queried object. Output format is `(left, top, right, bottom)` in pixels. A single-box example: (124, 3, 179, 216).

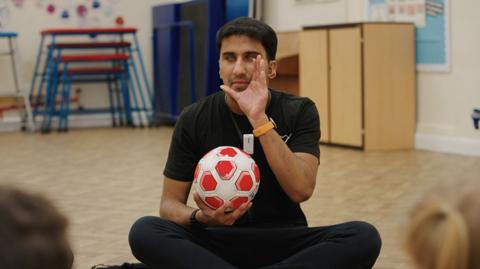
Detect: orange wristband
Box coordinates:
(253, 118, 276, 137)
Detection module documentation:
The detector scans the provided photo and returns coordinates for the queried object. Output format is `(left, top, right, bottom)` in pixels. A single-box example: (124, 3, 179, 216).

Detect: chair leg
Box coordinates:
(127, 48, 149, 126)
(126, 65, 143, 128)
(107, 75, 117, 127)
(132, 34, 153, 110)
(113, 75, 125, 126)
(120, 68, 133, 127)
(30, 36, 47, 120)
(41, 59, 60, 134)
(21, 91, 36, 132)
(63, 76, 72, 132)
(58, 66, 70, 132)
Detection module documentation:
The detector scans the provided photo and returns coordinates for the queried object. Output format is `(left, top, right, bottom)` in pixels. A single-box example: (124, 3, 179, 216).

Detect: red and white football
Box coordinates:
(193, 146, 260, 210)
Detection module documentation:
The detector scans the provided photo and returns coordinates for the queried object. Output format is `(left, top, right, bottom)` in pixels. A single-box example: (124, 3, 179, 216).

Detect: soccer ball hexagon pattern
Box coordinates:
(193, 146, 260, 210)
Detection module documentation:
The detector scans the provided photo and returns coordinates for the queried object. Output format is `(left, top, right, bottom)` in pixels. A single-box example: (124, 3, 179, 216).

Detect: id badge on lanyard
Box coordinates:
(230, 112, 254, 155)
(243, 134, 254, 155)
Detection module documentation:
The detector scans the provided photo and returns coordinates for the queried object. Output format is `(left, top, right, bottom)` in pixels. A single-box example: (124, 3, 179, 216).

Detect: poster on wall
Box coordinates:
(366, 0, 450, 72)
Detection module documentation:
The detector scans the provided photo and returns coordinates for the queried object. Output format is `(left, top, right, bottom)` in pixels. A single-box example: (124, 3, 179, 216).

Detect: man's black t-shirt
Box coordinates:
(164, 89, 320, 227)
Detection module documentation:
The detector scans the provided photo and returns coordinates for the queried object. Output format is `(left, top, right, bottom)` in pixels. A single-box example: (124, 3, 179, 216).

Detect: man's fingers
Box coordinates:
(251, 57, 258, 81)
(193, 191, 201, 203)
(230, 202, 252, 220)
(258, 55, 264, 78)
(251, 56, 267, 90)
(218, 200, 233, 213)
(257, 56, 267, 86)
(259, 69, 266, 85)
(250, 55, 260, 82)
(193, 192, 209, 211)
(258, 55, 264, 71)
(220, 85, 236, 96)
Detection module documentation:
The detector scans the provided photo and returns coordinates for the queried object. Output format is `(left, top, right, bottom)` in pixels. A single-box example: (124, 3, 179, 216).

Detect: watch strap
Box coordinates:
(189, 208, 206, 229)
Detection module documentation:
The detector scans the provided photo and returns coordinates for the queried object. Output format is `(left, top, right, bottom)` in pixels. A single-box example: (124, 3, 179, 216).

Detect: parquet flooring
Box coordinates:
(0, 128, 479, 269)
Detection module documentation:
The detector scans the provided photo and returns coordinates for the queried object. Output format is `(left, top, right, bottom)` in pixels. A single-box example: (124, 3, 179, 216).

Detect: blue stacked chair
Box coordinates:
(29, 28, 153, 133)
(42, 53, 133, 132)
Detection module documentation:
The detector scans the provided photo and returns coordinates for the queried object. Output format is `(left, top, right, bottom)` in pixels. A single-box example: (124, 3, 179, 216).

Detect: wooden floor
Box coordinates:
(0, 127, 479, 269)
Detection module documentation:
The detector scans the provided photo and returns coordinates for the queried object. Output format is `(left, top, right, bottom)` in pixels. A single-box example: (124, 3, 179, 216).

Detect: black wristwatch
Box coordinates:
(189, 209, 206, 229)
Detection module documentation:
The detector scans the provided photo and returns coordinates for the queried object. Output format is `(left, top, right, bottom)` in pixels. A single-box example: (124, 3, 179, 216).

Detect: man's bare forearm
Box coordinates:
(160, 199, 195, 225)
(258, 129, 318, 203)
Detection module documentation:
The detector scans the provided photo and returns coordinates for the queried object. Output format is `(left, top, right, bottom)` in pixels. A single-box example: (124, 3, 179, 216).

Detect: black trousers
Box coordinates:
(128, 216, 381, 269)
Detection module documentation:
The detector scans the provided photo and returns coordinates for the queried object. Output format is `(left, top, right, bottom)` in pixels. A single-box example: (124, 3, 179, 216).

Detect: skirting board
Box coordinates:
(416, 133, 480, 157)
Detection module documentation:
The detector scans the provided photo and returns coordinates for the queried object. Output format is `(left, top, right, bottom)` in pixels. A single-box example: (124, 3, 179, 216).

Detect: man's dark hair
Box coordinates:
(216, 17, 278, 60)
(0, 186, 73, 269)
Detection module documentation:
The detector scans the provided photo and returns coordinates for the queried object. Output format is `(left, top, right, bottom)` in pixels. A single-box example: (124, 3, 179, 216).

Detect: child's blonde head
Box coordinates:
(405, 180, 480, 269)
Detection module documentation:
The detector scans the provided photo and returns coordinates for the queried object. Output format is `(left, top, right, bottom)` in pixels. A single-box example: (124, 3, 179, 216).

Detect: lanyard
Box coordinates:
(229, 112, 254, 154)
(229, 111, 244, 143)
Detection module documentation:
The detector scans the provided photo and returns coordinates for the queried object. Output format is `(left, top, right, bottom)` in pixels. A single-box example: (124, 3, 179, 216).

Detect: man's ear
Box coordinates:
(267, 60, 277, 79)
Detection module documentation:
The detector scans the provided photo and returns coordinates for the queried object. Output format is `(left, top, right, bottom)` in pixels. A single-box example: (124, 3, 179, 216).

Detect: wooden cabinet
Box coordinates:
(270, 31, 300, 96)
(299, 23, 416, 150)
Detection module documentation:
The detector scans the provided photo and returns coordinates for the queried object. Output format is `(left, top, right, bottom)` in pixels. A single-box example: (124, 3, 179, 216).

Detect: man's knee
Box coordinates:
(129, 216, 155, 255)
(129, 216, 184, 245)
(129, 216, 173, 258)
(350, 221, 382, 260)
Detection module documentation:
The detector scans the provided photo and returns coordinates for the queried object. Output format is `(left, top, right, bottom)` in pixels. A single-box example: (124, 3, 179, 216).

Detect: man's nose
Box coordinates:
(232, 59, 246, 75)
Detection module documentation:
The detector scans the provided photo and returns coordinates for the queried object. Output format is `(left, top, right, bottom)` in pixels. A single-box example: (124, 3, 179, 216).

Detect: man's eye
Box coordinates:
(224, 55, 235, 61)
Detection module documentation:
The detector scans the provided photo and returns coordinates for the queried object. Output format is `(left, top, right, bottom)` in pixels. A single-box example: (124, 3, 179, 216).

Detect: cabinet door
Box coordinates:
(363, 24, 416, 150)
(299, 29, 329, 142)
(329, 26, 363, 147)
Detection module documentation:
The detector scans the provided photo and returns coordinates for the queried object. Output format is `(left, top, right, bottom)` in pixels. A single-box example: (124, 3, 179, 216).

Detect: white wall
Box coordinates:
(263, 0, 480, 156)
(0, 0, 185, 125)
(262, 0, 363, 30)
(415, 0, 480, 156)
